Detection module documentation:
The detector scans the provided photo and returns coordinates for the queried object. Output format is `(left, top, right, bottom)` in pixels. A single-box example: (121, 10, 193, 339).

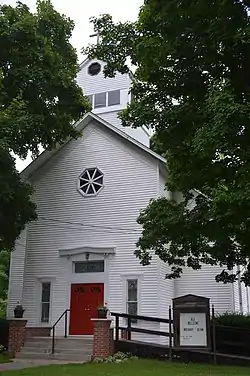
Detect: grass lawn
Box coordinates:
(1, 359, 250, 376)
(0, 354, 11, 364)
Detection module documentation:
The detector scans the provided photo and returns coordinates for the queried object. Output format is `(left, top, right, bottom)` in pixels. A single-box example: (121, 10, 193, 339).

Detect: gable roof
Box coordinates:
(78, 57, 134, 81)
(21, 112, 166, 180)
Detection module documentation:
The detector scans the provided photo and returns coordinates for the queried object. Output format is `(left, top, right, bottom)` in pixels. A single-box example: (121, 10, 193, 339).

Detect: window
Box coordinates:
(94, 92, 106, 108)
(108, 90, 120, 106)
(41, 282, 51, 323)
(88, 95, 93, 107)
(127, 279, 138, 323)
(88, 62, 101, 76)
(78, 167, 104, 197)
(74, 260, 104, 273)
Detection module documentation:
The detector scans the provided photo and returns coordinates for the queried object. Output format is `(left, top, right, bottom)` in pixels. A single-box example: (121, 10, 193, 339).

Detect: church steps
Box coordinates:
(17, 337, 93, 361)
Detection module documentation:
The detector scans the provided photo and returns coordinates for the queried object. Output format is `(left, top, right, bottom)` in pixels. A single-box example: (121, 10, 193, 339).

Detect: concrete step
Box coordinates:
(24, 338, 92, 349)
(25, 337, 93, 342)
(24, 342, 93, 350)
(19, 336, 93, 361)
(16, 352, 92, 361)
(22, 346, 92, 354)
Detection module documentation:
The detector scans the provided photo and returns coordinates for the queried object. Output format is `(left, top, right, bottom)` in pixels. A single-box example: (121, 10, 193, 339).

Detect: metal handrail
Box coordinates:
(51, 309, 70, 354)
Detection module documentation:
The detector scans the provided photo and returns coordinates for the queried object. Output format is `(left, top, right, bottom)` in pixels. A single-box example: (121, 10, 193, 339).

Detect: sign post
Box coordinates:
(173, 294, 210, 350)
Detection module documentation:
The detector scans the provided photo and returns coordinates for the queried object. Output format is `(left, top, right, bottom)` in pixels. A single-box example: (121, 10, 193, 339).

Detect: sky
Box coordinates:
(2, 0, 143, 171)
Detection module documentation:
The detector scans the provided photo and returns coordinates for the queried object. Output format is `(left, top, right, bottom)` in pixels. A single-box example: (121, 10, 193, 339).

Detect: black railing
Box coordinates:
(111, 307, 173, 359)
(51, 309, 70, 354)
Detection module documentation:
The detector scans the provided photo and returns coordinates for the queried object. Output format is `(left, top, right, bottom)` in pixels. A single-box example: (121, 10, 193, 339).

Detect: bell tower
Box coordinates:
(76, 58, 150, 147)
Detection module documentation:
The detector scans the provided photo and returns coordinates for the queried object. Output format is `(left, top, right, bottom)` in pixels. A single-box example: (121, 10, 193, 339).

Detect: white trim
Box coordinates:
(77, 167, 104, 198)
(65, 251, 112, 335)
(156, 161, 160, 196)
(121, 274, 144, 319)
(36, 277, 55, 327)
(20, 112, 166, 180)
(78, 57, 134, 81)
(246, 286, 250, 313)
(59, 246, 116, 258)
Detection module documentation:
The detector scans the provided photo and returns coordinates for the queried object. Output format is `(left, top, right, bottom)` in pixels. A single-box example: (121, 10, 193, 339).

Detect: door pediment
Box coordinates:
(58, 246, 116, 259)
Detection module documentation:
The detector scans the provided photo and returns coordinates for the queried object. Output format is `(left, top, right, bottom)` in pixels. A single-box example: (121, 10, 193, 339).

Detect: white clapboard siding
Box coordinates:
(19, 120, 161, 336)
(233, 278, 241, 312)
(99, 112, 150, 147)
(175, 266, 233, 313)
(77, 59, 130, 95)
(231, 267, 250, 313)
(7, 229, 27, 317)
(241, 284, 250, 313)
(234, 267, 250, 314)
(99, 111, 123, 129)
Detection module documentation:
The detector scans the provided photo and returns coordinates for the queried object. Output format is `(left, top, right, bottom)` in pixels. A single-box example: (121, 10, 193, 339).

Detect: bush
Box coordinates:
(214, 312, 250, 329)
(0, 299, 6, 319)
(0, 319, 9, 350)
(93, 352, 139, 364)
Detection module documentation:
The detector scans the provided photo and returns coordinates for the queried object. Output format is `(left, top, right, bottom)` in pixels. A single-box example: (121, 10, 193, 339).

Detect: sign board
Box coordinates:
(180, 312, 207, 346)
(173, 294, 210, 349)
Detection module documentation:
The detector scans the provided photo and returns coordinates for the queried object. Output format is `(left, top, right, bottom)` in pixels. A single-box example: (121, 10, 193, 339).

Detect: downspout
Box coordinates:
(237, 265, 243, 313)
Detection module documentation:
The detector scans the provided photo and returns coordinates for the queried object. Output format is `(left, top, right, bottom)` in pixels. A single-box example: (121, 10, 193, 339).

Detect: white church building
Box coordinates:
(7, 58, 250, 338)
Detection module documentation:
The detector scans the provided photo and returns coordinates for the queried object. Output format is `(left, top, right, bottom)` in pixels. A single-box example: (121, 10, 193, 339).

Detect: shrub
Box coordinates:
(93, 352, 138, 364)
(214, 312, 250, 329)
(0, 299, 6, 319)
(0, 319, 9, 350)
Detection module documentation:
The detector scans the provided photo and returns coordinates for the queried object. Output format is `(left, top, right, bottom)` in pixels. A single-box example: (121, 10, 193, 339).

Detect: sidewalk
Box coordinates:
(0, 359, 85, 372)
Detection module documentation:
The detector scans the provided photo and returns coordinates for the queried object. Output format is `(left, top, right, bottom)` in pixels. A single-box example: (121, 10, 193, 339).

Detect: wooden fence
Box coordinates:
(110, 311, 250, 365)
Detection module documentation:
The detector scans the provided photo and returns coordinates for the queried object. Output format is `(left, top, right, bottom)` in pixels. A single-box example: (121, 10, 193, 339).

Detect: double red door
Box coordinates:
(69, 283, 104, 335)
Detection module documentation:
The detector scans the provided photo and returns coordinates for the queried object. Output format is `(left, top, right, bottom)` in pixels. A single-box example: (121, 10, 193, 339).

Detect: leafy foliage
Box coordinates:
(84, 0, 250, 285)
(214, 312, 250, 329)
(0, 1, 90, 249)
(93, 352, 138, 364)
(0, 250, 10, 318)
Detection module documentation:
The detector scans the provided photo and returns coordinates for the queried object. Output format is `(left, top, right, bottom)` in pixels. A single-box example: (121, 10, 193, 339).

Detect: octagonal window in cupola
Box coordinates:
(78, 167, 104, 197)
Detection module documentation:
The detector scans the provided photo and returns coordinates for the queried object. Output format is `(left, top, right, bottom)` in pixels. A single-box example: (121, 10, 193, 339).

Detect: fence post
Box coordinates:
(127, 317, 131, 341)
(212, 305, 217, 365)
(168, 305, 173, 361)
(64, 310, 68, 338)
(115, 315, 119, 341)
(52, 326, 55, 354)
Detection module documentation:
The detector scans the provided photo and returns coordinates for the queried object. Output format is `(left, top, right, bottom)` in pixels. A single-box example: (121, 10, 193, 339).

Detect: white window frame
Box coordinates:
(126, 279, 139, 323)
(108, 90, 120, 107)
(40, 281, 51, 324)
(94, 92, 106, 109)
(36, 277, 54, 326)
(77, 167, 104, 197)
(73, 260, 105, 274)
(121, 274, 143, 325)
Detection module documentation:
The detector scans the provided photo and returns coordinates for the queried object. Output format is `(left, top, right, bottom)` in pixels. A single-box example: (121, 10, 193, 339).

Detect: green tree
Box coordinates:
(0, 250, 10, 318)
(0, 1, 90, 249)
(84, 0, 250, 285)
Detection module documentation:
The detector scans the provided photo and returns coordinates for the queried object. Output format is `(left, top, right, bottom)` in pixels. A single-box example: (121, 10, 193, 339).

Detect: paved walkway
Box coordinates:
(0, 359, 84, 372)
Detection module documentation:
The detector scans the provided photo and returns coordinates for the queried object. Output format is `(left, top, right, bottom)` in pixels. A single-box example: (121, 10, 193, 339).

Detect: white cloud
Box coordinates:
(3, 0, 143, 171)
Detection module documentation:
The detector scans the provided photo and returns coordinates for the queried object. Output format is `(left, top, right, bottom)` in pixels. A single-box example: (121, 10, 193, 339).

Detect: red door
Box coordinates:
(69, 283, 104, 335)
